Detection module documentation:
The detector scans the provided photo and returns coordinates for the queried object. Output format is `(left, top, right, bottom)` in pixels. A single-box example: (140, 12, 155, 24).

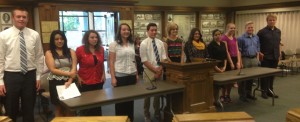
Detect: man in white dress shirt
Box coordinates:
(140, 23, 167, 122)
(0, 7, 44, 122)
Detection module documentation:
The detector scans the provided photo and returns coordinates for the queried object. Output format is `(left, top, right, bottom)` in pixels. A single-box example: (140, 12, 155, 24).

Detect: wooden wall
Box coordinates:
(1, 0, 300, 52)
(36, 1, 135, 51)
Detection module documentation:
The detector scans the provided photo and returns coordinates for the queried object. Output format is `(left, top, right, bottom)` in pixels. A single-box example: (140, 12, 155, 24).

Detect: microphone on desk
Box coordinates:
(143, 71, 157, 90)
(238, 68, 245, 75)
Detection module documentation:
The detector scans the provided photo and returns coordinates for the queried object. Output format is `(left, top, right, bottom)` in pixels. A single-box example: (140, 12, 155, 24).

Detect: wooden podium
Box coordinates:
(161, 61, 216, 113)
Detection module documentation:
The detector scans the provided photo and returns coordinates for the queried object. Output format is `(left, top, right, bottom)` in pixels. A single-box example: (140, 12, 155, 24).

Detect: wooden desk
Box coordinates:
(213, 67, 281, 109)
(60, 81, 184, 111)
(287, 108, 300, 122)
(51, 116, 129, 122)
(214, 67, 281, 85)
(173, 112, 254, 122)
(0, 116, 12, 122)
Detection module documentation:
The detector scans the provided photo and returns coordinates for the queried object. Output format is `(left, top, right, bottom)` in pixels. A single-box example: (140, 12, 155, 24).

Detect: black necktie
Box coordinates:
(152, 39, 160, 65)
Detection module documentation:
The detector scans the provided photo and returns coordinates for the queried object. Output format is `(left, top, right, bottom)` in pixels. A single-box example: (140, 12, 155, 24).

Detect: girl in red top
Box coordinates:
(76, 30, 106, 116)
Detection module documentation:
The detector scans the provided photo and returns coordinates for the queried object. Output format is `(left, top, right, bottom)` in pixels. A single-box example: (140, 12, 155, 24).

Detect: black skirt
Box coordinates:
(49, 79, 66, 105)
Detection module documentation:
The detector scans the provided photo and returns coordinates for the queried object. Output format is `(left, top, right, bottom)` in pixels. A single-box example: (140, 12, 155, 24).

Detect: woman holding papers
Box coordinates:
(45, 30, 77, 116)
(76, 30, 106, 116)
(109, 23, 138, 121)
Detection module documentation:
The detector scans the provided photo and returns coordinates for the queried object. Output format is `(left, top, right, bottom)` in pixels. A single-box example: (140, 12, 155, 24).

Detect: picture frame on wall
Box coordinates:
(220, 14, 225, 20)
(153, 14, 161, 20)
(210, 21, 217, 28)
(201, 14, 208, 19)
(144, 14, 153, 20)
(214, 14, 220, 19)
(136, 14, 145, 20)
(137, 31, 145, 38)
(139, 22, 148, 30)
(134, 22, 140, 29)
(1, 12, 12, 24)
(1, 25, 12, 31)
(207, 14, 214, 19)
(202, 29, 210, 35)
(217, 21, 225, 27)
(202, 21, 211, 28)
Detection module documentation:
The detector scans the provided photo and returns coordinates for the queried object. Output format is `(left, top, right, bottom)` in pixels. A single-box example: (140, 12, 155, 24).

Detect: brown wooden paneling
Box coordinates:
(38, 4, 58, 21)
(134, 6, 229, 12)
(42, 43, 50, 54)
(233, 1, 300, 11)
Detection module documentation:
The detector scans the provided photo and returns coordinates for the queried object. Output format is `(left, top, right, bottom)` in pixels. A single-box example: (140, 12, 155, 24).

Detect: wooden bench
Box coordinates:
(287, 108, 300, 122)
(51, 116, 130, 122)
(0, 116, 12, 122)
(173, 112, 254, 122)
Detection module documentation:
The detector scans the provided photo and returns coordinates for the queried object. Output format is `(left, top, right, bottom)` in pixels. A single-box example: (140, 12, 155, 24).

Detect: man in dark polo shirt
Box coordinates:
(257, 14, 281, 99)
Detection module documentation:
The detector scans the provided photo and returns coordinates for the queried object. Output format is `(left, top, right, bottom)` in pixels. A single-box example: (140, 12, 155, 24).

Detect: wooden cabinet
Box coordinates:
(161, 61, 216, 113)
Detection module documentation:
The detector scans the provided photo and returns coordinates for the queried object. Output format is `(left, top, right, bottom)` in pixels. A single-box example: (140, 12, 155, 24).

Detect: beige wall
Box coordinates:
(136, 0, 300, 7)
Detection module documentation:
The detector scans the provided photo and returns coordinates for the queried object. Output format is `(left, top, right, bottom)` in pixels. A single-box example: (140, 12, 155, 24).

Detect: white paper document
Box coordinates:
(56, 83, 81, 100)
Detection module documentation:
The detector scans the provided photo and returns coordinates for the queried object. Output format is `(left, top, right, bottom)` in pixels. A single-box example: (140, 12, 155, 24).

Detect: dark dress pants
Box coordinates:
(260, 59, 278, 93)
(115, 75, 136, 121)
(79, 83, 104, 116)
(4, 70, 36, 122)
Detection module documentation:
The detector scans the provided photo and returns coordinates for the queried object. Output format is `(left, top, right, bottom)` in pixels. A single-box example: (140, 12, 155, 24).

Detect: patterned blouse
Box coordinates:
(47, 57, 72, 80)
(166, 38, 183, 63)
(184, 41, 208, 62)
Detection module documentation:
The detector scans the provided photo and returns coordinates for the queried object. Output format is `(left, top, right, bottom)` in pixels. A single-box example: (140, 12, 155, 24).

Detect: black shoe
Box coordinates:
(213, 102, 221, 107)
(154, 112, 161, 120)
(224, 95, 232, 103)
(261, 93, 268, 99)
(267, 93, 279, 98)
(239, 97, 249, 102)
(246, 95, 257, 100)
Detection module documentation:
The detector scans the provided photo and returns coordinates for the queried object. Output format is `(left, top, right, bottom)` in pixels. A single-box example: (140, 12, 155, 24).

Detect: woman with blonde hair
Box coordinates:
(164, 22, 184, 63)
(220, 23, 241, 103)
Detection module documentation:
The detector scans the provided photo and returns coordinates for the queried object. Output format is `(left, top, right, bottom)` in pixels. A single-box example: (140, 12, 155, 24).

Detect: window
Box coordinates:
(59, 11, 116, 52)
